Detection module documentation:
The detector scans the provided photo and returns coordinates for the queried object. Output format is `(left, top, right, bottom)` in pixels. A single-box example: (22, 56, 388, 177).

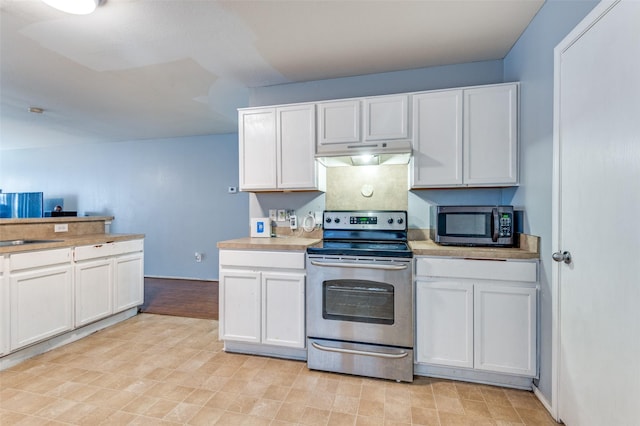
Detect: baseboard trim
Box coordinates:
(145, 275, 218, 282)
(533, 384, 558, 421)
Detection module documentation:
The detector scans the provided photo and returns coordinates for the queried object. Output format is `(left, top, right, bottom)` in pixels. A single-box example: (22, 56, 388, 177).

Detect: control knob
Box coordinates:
(334, 218, 340, 224)
(397, 218, 404, 224)
(325, 218, 332, 223)
(387, 218, 394, 224)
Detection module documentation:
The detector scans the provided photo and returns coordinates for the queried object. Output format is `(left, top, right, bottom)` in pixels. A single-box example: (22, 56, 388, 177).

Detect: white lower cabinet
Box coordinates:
(113, 252, 144, 312)
(9, 248, 73, 351)
(415, 257, 537, 380)
(1, 257, 9, 355)
(262, 272, 306, 348)
(219, 270, 261, 343)
(416, 280, 473, 368)
(74, 240, 144, 327)
(75, 258, 113, 327)
(474, 283, 537, 376)
(219, 250, 306, 354)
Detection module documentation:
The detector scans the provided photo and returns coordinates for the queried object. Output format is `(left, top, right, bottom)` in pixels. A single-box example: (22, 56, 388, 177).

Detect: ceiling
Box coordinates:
(0, 0, 544, 150)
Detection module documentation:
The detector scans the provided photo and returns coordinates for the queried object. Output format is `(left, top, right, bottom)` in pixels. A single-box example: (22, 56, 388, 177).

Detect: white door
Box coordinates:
(10, 264, 73, 350)
(75, 258, 113, 327)
(411, 90, 463, 187)
(261, 272, 305, 348)
(277, 104, 317, 190)
(113, 252, 144, 312)
(415, 280, 473, 368)
(219, 269, 261, 343)
(474, 283, 536, 376)
(238, 108, 277, 190)
(553, 1, 640, 424)
(363, 95, 409, 141)
(317, 99, 361, 146)
(463, 84, 518, 186)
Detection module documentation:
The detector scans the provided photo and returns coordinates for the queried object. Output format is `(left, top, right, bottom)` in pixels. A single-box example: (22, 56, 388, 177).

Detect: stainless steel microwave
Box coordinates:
(430, 205, 515, 247)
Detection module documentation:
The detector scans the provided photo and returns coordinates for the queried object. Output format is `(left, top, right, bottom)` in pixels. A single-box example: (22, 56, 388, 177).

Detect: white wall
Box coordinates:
(0, 134, 248, 280)
(503, 0, 598, 403)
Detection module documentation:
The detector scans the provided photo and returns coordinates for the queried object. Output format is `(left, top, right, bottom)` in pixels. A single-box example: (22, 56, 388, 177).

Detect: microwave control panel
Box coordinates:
(500, 214, 513, 237)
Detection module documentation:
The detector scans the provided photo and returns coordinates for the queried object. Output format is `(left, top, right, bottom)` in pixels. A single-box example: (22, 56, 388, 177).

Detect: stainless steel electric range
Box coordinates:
(306, 210, 414, 382)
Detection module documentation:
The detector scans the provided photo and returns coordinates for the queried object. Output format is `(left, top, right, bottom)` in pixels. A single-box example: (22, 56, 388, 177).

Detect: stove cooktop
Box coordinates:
(307, 240, 413, 258)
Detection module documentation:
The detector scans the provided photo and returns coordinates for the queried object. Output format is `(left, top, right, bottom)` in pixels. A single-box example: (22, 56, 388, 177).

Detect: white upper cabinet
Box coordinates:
(239, 104, 319, 192)
(363, 95, 409, 141)
(277, 104, 317, 189)
(463, 84, 518, 186)
(317, 95, 410, 155)
(317, 99, 361, 147)
(239, 108, 278, 191)
(411, 90, 463, 187)
(411, 83, 518, 188)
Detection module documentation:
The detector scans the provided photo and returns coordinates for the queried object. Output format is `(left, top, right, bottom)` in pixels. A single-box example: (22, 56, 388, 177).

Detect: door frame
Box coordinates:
(551, 0, 621, 421)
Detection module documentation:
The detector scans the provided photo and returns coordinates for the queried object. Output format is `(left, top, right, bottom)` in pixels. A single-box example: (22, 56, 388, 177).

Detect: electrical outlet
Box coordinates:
(289, 215, 297, 230)
(54, 223, 68, 233)
(195, 252, 203, 262)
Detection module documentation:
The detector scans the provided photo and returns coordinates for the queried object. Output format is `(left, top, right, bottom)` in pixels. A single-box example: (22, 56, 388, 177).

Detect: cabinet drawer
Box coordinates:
(415, 257, 537, 282)
(75, 239, 143, 261)
(220, 250, 305, 270)
(10, 248, 72, 271)
(112, 239, 144, 256)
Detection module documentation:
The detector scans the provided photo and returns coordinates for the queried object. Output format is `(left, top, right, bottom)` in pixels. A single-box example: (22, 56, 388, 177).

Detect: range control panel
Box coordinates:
(323, 210, 407, 231)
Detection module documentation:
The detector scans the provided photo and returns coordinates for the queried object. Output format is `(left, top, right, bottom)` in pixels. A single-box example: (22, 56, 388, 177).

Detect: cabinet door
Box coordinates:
(317, 100, 361, 146)
(411, 90, 463, 187)
(75, 258, 113, 327)
(219, 270, 261, 343)
(262, 272, 305, 348)
(463, 84, 518, 186)
(0, 268, 8, 355)
(415, 280, 473, 368)
(277, 104, 317, 190)
(113, 252, 144, 313)
(10, 264, 73, 350)
(474, 283, 536, 376)
(239, 108, 277, 190)
(364, 95, 409, 141)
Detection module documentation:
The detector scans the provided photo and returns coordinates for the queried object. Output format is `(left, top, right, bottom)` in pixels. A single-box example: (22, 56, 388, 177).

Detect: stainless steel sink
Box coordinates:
(0, 239, 64, 247)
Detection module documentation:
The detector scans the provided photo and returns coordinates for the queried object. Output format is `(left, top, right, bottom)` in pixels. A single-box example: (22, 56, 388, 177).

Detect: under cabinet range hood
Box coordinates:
(315, 140, 412, 167)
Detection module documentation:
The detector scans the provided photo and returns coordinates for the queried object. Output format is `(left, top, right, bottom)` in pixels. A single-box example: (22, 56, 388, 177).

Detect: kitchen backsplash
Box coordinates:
(325, 164, 408, 211)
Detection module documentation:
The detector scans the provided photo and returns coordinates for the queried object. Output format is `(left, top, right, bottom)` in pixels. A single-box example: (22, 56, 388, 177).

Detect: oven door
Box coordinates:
(306, 255, 413, 348)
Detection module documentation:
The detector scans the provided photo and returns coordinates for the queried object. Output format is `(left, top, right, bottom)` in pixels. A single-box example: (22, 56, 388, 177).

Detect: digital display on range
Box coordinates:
(350, 216, 377, 225)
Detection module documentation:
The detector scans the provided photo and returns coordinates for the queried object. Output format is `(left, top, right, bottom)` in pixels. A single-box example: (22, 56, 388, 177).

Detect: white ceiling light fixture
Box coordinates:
(41, 0, 102, 15)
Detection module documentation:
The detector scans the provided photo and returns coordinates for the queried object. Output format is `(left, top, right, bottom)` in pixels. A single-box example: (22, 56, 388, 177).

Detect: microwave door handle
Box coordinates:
(492, 208, 499, 242)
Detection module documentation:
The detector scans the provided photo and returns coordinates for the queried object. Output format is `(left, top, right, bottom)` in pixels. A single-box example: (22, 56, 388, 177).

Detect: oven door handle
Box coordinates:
(311, 342, 409, 359)
(309, 260, 408, 270)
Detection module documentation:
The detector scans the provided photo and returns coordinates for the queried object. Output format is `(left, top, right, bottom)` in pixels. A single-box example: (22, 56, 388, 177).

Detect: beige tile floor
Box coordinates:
(0, 314, 557, 425)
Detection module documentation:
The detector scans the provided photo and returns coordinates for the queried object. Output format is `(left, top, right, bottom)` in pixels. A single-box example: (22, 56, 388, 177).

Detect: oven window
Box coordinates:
(322, 280, 394, 325)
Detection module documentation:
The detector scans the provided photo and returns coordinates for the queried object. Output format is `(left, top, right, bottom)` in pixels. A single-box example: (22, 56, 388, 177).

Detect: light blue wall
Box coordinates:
(250, 59, 509, 223)
(251, 60, 505, 106)
(503, 0, 598, 403)
(0, 134, 248, 280)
